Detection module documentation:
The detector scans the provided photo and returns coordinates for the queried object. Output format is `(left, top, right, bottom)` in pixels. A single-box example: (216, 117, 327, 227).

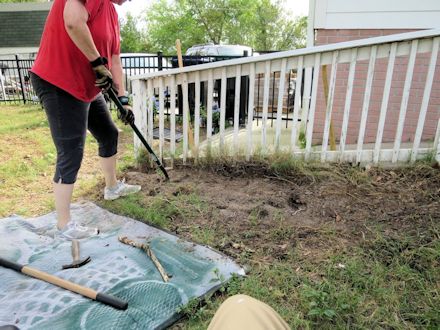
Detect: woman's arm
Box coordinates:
(111, 54, 125, 97)
(63, 0, 100, 61)
(111, 54, 134, 125)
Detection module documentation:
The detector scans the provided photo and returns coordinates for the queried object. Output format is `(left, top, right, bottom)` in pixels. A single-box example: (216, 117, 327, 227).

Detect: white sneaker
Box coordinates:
(58, 221, 99, 240)
(104, 179, 141, 201)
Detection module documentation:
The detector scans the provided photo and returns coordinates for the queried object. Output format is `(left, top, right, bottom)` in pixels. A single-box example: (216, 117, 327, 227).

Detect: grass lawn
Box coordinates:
(1, 104, 439, 329)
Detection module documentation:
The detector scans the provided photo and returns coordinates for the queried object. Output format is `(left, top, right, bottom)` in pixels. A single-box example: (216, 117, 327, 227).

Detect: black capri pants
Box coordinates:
(31, 73, 118, 184)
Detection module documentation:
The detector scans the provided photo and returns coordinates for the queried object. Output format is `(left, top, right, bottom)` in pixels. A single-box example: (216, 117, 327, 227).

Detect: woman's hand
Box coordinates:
(91, 57, 113, 90)
(117, 96, 135, 125)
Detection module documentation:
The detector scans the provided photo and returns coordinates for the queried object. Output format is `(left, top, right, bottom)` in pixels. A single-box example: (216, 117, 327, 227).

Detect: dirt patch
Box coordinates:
(119, 161, 440, 264)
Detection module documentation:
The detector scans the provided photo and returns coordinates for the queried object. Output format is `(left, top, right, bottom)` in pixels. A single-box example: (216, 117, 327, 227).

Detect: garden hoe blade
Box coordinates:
(107, 87, 170, 181)
(62, 240, 91, 270)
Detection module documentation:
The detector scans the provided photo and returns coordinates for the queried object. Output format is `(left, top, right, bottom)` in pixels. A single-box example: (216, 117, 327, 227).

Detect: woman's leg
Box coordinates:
(87, 94, 119, 189)
(53, 182, 74, 229)
(88, 94, 141, 200)
(30, 73, 98, 236)
(99, 154, 118, 189)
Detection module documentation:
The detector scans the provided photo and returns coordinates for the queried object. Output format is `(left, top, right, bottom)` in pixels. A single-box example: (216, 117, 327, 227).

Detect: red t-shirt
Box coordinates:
(31, 0, 120, 102)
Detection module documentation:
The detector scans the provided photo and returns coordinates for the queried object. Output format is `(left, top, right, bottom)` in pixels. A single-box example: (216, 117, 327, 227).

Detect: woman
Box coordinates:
(30, 0, 140, 240)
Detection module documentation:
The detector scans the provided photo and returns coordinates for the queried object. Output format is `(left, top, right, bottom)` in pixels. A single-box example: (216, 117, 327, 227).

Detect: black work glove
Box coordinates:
(117, 96, 135, 125)
(90, 57, 113, 90)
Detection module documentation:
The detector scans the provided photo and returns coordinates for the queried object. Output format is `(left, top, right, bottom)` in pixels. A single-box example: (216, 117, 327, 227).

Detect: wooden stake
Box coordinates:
(176, 39, 195, 150)
(118, 236, 170, 282)
(322, 65, 337, 151)
(175, 39, 184, 69)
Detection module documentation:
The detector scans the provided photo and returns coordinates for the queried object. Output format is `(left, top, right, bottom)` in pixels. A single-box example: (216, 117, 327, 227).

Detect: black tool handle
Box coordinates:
(0, 257, 23, 272)
(96, 292, 128, 310)
(107, 88, 170, 181)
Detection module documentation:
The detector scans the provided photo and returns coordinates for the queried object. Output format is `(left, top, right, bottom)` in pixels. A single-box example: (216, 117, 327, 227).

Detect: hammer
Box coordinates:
(62, 240, 91, 270)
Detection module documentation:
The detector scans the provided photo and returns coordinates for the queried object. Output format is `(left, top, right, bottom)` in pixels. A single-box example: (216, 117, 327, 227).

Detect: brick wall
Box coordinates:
(313, 29, 440, 146)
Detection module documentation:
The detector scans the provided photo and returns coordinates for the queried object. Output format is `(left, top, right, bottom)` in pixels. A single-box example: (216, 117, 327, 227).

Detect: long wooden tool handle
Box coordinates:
(119, 236, 170, 282)
(0, 257, 128, 310)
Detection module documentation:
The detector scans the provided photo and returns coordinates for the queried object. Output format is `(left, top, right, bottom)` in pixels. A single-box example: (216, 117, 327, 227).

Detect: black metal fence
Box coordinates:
(1, 53, 300, 129)
(120, 52, 244, 94)
(0, 55, 37, 104)
(0, 52, 245, 104)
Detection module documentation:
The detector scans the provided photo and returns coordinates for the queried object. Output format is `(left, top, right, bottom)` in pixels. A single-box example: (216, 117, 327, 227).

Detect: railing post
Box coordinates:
(157, 51, 163, 71)
(435, 118, 440, 163)
(132, 79, 142, 157)
(411, 37, 440, 162)
(15, 55, 26, 104)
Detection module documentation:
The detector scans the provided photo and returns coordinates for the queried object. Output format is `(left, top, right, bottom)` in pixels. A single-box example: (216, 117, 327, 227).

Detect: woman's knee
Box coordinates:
(54, 136, 85, 184)
(98, 126, 118, 157)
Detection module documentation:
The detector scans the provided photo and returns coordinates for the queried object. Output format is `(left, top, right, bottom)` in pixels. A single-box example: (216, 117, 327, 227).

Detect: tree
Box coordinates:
(120, 14, 149, 53)
(276, 16, 307, 50)
(246, 1, 307, 50)
(145, 0, 207, 54)
(144, 0, 307, 54)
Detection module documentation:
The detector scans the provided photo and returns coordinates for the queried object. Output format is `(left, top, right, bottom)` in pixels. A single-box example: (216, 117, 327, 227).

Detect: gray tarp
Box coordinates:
(0, 202, 244, 329)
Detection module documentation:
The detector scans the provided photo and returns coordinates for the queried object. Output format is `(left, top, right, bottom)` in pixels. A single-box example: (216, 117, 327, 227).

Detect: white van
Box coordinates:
(185, 44, 254, 57)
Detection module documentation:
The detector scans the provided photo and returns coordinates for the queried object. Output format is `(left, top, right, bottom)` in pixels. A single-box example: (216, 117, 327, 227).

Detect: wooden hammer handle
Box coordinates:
(71, 239, 80, 262)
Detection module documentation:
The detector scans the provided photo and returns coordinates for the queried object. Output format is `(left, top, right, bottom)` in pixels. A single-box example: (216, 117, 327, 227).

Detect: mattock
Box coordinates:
(62, 240, 91, 270)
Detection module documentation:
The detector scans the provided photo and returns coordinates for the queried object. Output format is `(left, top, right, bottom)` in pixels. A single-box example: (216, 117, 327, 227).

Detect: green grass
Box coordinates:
(0, 104, 131, 217)
(101, 194, 176, 228)
(177, 230, 440, 329)
(1, 104, 439, 329)
(101, 191, 207, 230)
(0, 104, 47, 134)
(0, 112, 52, 178)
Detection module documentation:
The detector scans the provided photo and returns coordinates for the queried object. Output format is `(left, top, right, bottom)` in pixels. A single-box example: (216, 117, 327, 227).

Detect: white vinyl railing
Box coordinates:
(131, 29, 440, 165)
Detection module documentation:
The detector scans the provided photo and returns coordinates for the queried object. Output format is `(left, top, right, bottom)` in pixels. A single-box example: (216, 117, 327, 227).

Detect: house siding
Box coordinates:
(0, 11, 49, 48)
(314, 0, 440, 29)
(0, 3, 51, 54)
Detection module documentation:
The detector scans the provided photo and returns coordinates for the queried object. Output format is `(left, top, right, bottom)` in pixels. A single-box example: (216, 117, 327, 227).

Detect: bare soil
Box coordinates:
(114, 160, 440, 265)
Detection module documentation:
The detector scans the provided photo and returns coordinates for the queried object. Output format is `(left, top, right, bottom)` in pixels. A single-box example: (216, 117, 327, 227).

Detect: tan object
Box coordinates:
(208, 294, 291, 330)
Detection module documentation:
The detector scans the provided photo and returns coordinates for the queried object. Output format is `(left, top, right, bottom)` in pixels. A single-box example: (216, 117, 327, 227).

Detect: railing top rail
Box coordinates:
(131, 29, 440, 81)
